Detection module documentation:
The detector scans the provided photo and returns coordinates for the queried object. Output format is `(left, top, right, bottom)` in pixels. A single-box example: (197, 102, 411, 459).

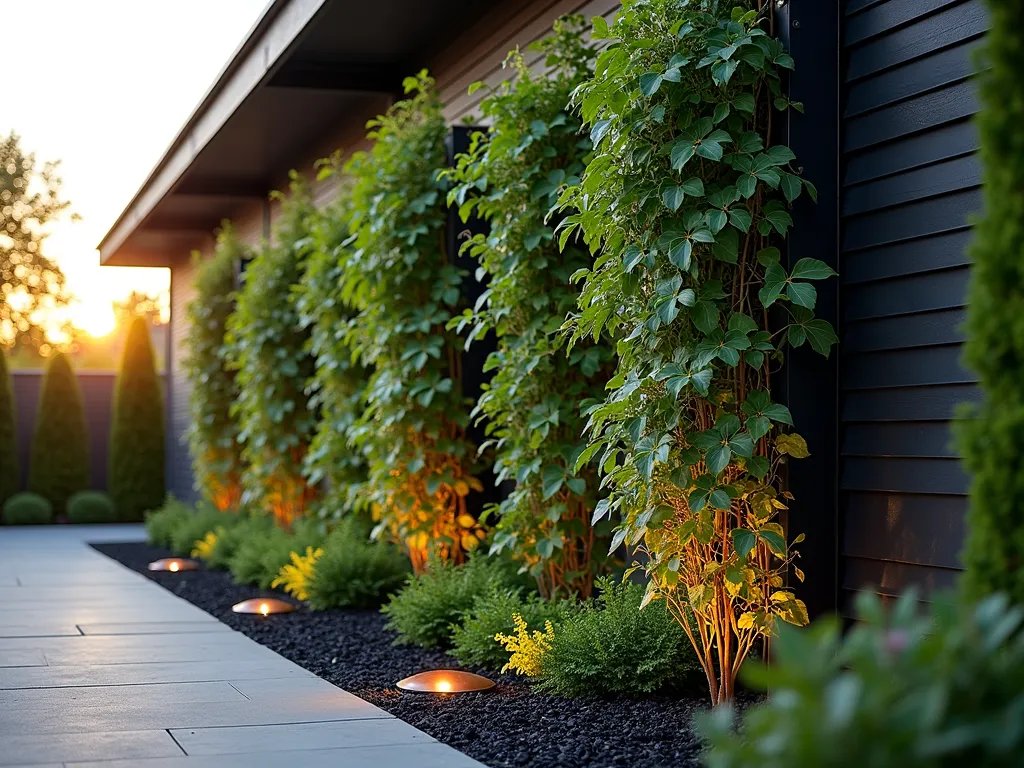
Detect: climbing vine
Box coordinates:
(294, 165, 370, 520)
(559, 1, 836, 704)
(184, 223, 246, 511)
(226, 176, 319, 528)
(343, 72, 484, 572)
(446, 17, 613, 599)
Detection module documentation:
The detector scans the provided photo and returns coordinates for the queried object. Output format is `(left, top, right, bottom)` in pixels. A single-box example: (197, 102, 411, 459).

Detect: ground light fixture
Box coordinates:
(147, 558, 200, 572)
(396, 670, 496, 694)
(231, 598, 296, 616)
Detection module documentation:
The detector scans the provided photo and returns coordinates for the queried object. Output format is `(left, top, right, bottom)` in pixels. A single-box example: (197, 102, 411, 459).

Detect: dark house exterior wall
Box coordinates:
(838, 0, 989, 608)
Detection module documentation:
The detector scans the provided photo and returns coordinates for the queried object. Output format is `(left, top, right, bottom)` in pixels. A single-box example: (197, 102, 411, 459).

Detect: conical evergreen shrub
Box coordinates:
(0, 348, 18, 505)
(109, 317, 165, 521)
(29, 352, 88, 513)
(959, 0, 1024, 603)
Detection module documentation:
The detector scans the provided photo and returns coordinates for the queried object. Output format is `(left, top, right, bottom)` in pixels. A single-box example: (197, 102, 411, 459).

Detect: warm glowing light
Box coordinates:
(73, 301, 117, 338)
(396, 670, 495, 694)
(147, 558, 199, 572)
(231, 598, 296, 616)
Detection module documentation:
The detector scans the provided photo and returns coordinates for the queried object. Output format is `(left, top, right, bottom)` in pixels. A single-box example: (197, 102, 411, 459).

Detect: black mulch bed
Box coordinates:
(95, 540, 718, 768)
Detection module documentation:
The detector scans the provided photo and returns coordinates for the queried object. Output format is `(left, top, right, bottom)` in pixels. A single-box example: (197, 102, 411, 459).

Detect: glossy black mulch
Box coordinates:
(94, 541, 712, 768)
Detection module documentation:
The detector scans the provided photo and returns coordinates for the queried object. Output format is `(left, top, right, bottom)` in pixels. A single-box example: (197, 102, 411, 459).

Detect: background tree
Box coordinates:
(29, 352, 88, 513)
(0, 132, 74, 351)
(184, 225, 246, 510)
(0, 348, 18, 505)
(959, 0, 1024, 604)
(109, 317, 165, 520)
(114, 290, 166, 328)
(227, 178, 319, 527)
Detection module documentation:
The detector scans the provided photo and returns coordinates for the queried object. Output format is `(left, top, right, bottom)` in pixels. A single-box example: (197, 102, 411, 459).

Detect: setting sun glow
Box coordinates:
(73, 301, 117, 338)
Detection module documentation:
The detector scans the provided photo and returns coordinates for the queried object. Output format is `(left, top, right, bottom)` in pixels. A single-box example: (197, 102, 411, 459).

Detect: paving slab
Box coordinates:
(78, 621, 230, 635)
(0, 526, 483, 766)
(171, 718, 433, 755)
(66, 742, 482, 767)
(0, 729, 182, 766)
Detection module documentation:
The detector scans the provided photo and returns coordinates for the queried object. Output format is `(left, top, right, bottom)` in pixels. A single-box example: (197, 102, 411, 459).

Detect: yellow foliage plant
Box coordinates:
(495, 613, 555, 677)
(271, 546, 323, 602)
(191, 530, 218, 560)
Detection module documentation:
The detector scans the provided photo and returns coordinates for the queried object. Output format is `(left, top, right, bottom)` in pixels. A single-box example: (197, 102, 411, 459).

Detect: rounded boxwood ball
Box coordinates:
(2, 492, 54, 525)
(67, 491, 117, 524)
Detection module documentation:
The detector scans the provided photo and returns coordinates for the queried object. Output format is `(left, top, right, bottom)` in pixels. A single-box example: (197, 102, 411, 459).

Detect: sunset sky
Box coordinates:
(6, 0, 268, 338)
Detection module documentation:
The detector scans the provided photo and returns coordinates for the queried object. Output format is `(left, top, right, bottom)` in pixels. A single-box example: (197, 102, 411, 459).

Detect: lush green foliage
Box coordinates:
(446, 17, 613, 599)
(557, 1, 829, 703)
(228, 518, 324, 588)
(109, 317, 165, 521)
(958, 0, 1024, 604)
(0, 349, 17, 505)
(227, 178, 319, 527)
(185, 224, 246, 511)
(294, 178, 369, 519)
(28, 352, 88, 513)
(450, 586, 574, 670)
(0, 132, 73, 351)
(145, 496, 194, 548)
(1, 491, 53, 525)
(168, 504, 233, 557)
(537, 578, 695, 696)
(67, 491, 116, 523)
(342, 72, 484, 572)
(305, 520, 410, 609)
(201, 514, 273, 570)
(382, 556, 521, 648)
(701, 591, 1024, 768)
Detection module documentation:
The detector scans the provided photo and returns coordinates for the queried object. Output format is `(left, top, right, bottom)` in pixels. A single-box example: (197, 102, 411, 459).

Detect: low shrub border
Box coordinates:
(95, 539, 723, 768)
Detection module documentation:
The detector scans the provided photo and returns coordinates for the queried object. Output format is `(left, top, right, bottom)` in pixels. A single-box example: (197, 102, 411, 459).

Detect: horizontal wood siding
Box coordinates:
(838, 0, 988, 608)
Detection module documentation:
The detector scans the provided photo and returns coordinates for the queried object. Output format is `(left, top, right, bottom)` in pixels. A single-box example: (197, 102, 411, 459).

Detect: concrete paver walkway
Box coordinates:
(0, 526, 482, 767)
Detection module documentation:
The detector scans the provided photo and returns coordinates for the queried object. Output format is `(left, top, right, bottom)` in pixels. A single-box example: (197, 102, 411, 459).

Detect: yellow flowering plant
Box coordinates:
(495, 612, 556, 677)
(271, 546, 323, 602)
(191, 530, 219, 560)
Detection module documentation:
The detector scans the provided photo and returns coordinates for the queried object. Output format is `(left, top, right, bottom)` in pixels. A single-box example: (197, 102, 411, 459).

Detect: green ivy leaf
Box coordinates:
(732, 528, 756, 560)
(640, 72, 663, 97)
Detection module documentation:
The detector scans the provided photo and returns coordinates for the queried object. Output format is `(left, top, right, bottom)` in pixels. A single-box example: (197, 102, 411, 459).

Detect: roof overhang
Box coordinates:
(98, 0, 501, 266)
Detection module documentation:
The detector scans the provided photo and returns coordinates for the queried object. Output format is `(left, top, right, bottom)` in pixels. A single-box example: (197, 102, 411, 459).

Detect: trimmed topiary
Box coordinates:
(0, 348, 17, 506)
(184, 225, 246, 511)
(109, 317, 165, 521)
(959, 0, 1024, 604)
(28, 352, 88, 514)
(66, 491, 117, 524)
(2, 491, 53, 525)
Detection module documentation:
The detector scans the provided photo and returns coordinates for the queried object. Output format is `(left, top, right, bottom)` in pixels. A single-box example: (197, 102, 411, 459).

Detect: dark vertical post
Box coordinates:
(775, 0, 841, 617)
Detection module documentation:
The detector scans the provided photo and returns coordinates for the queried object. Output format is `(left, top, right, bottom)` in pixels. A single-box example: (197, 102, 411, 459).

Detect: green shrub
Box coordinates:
(701, 590, 1024, 768)
(66, 491, 116, 523)
(109, 317, 165, 521)
(1, 492, 53, 525)
(306, 521, 409, 610)
(168, 504, 231, 556)
(382, 557, 522, 649)
(536, 579, 696, 697)
(0, 348, 18, 506)
(228, 518, 324, 588)
(202, 514, 272, 570)
(29, 352, 88, 514)
(145, 496, 193, 548)
(959, 0, 1024, 605)
(451, 586, 575, 670)
(184, 224, 246, 511)
(226, 178, 318, 527)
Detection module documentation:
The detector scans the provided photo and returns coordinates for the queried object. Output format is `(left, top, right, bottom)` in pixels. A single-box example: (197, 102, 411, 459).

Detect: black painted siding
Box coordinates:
(168, 258, 199, 503)
(839, 0, 988, 607)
